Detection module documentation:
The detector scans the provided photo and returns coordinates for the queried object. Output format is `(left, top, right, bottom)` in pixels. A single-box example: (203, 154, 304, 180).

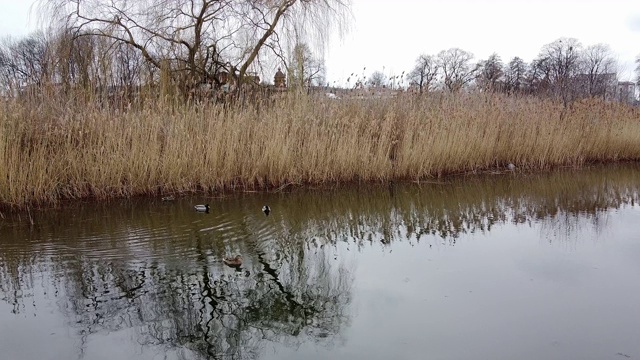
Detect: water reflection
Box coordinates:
(0, 164, 639, 359)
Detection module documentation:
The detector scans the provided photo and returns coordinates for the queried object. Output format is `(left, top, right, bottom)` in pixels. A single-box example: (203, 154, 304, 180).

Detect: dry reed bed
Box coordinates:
(1, 92, 639, 209)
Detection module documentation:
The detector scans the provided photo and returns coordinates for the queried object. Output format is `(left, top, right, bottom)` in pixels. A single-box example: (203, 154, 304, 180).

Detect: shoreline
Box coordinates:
(3, 160, 638, 215)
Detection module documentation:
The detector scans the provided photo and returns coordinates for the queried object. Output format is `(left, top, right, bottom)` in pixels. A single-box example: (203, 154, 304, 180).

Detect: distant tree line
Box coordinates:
(396, 38, 637, 105)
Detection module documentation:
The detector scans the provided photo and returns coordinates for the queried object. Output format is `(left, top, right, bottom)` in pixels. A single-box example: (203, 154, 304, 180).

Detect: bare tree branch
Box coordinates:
(39, 0, 352, 94)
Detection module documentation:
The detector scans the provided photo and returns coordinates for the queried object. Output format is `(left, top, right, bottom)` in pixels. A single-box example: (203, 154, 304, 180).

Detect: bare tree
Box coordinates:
(525, 57, 552, 96)
(536, 38, 582, 104)
(111, 42, 143, 89)
(436, 48, 476, 92)
(475, 53, 504, 92)
(368, 70, 386, 88)
(408, 54, 438, 94)
(503, 56, 528, 94)
(0, 50, 8, 88)
(40, 0, 351, 93)
(0, 32, 52, 93)
(578, 43, 617, 99)
(287, 42, 325, 90)
(0, 40, 16, 93)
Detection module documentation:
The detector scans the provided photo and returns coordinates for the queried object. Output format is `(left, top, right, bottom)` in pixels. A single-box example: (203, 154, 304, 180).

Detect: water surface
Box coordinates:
(1, 165, 639, 360)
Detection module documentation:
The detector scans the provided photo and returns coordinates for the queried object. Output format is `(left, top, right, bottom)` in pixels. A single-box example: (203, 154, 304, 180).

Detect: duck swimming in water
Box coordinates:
(162, 195, 175, 201)
(262, 205, 271, 216)
(194, 204, 210, 213)
(223, 255, 242, 267)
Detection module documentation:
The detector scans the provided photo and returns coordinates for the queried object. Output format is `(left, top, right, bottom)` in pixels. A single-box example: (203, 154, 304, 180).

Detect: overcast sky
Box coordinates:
(1, 0, 639, 83)
(325, 0, 640, 83)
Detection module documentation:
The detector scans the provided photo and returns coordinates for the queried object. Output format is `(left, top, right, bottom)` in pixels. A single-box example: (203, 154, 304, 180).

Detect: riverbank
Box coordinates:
(2, 92, 640, 211)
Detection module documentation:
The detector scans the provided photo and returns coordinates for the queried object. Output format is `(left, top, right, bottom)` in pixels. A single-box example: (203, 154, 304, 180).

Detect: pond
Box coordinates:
(1, 164, 639, 360)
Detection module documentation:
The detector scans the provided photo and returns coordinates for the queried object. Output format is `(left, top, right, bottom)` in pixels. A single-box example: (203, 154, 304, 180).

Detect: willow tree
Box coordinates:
(39, 0, 351, 92)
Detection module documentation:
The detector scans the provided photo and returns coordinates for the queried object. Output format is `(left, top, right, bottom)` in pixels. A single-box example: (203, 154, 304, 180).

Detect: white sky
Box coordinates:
(325, 0, 640, 83)
(0, 1, 38, 36)
(1, 0, 639, 82)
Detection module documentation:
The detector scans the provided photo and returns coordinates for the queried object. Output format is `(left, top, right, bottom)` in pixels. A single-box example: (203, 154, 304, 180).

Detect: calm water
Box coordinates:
(1, 165, 640, 360)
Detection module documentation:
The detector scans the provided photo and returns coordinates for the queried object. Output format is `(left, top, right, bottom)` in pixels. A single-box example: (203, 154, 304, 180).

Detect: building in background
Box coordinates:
(617, 81, 636, 105)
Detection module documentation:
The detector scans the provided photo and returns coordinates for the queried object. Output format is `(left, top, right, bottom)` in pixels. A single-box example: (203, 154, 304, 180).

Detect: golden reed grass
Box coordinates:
(1, 91, 639, 210)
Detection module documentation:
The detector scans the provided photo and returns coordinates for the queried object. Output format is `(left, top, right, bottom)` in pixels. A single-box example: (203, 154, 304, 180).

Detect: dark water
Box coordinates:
(1, 165, 640, 360)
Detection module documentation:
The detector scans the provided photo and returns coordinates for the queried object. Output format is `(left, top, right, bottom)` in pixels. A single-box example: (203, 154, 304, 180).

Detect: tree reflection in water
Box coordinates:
(49, 241, 352, 359)
(0, 164, 639, 359)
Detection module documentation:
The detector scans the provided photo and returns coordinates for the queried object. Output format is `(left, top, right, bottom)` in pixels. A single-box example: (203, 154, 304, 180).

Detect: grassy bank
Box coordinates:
(1, 91, 639, 210)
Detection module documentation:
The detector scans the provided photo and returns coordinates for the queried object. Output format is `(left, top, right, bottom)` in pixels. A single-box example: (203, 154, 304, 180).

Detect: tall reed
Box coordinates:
(1, 91, 639, 210)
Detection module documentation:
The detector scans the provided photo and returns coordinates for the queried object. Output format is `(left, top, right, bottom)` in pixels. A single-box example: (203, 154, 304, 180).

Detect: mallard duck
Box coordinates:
(262, 205, 271, 216)
(223, 255, 242, 267)
(194, 204, 210, 212)
(162, 195, 175, 201)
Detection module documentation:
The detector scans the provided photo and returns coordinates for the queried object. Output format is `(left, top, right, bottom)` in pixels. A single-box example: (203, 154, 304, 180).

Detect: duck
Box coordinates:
(194, 204, 210, 212)
(262, 205, 271, 216)
(162, 195, 175, 201)
(223, 255, 242, 267)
